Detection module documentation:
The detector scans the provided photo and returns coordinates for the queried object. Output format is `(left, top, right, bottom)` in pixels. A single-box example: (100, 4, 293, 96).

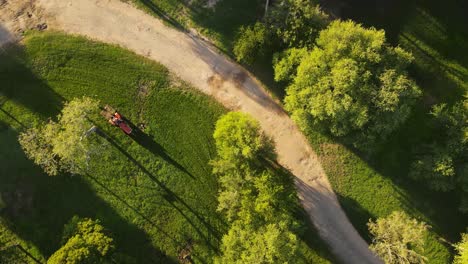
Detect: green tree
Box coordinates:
(273, 48, 308, 82)
(212, 112, 301, 263)
(368, 211, 427, 264)
(233, 22, 269, 65)
(215, 221, 299, 264)
(213, 112, 267, 167)
(410, 99, 467, 212)
(19, 97, 102, 175)
(48, 217, 114, 264)
(281, 20, 421, 150)
(266, 0, 329, 48)
(454, 233, 468, 264)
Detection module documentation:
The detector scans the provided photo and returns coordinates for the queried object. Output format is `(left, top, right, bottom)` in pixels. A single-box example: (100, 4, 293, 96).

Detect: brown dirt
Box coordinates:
(0, 1, 382, 263)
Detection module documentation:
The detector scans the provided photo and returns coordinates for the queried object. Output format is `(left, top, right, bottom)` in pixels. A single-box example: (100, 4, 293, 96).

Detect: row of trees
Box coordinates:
(211, 112, 302, 263)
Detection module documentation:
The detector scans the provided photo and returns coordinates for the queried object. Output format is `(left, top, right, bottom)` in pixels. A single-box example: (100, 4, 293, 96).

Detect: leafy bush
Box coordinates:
(48, 217, 114, 264)
(233, 22, 269, 65)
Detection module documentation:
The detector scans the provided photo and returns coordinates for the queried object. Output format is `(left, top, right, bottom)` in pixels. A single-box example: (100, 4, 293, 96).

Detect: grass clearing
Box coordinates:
(0, 32, 332, 263)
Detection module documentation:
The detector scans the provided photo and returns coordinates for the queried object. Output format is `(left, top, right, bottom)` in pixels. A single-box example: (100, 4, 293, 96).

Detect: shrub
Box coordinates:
(233, 22, 269, 65)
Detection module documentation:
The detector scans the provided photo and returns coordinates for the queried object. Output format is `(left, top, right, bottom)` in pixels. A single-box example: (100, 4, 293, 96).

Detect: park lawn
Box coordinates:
(0, 32, 332, 263)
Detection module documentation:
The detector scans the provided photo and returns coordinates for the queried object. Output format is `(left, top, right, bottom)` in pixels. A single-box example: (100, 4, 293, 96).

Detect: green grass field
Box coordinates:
(0, 32, 332, 263)
(129, 0, 468, 263)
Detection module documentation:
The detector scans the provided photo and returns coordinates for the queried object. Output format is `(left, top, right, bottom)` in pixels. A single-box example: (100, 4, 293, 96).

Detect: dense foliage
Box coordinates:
(410, 99, 467, 212)
(212, 112, 301, 263)
(233, 22, 269, 65)
(19, 97, 103, 175)
(280, 20, 421, 150)
(232, 0, 328, 65)
(368, 211, 428, 264)
(48, 217, 114, 264)
(454, 233, 468, 264)
(265, 0, 329, 49)
(212, 111, 267, 168)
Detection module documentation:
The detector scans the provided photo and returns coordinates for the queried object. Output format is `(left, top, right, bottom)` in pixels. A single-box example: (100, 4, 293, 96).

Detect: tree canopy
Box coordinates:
(266, 0, 329, 49)
(212, 112, 300, 263)
(368, 211, 427, 264)
(454, 233, 468, 264)
(233, 22, 269, 65)
(48, 217, 114, 264)
(232, 0, 328, 64)
(279, 20, 421, 150)
(410, 99, 467, 212)
(216, 221, 298, 264)
(213, 112, 267, 167)
(19, 97, 103, 175)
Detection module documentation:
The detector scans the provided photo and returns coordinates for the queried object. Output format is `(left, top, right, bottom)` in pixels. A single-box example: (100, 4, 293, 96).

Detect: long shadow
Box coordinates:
(326, 111, 468, 243)
(318, 0, 417, 43)
(85, 173, 184, 247)
(137, 0, 187, 31)
(0, 107, 26, 129)
(189, 34, 287, 114)
(96, 129, 222, 248)
(0, 44, 63, 118)
(124, 119, 195, 179)
(0, 124, 170, 263)
(400, 33, 467, 80)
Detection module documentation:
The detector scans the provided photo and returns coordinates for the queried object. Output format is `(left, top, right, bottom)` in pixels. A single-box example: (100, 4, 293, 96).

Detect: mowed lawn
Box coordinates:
(0, 32, 226, 263)
(0, 32, 333, 263)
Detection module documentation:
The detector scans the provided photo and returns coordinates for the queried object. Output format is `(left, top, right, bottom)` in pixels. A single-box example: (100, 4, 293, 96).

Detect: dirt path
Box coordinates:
(0, 0, 381, 263)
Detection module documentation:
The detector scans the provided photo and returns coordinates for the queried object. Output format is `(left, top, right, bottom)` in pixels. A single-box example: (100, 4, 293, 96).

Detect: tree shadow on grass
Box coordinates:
(0, 124, 171, 263)
(326, 117, 468, 244)
(97, 129, 223, 252)
(318, 0, 417, 44)
(0, 45, 63, 119)
(124, 119, 196, 179)
(136, 0, 187, 31)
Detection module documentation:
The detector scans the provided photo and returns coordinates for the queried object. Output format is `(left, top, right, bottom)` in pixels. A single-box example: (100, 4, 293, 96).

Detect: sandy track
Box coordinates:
(0, 0, 381, 263)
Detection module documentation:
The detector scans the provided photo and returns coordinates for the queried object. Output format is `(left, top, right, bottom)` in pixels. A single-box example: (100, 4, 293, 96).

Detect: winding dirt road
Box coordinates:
(0, 0, 381, 263)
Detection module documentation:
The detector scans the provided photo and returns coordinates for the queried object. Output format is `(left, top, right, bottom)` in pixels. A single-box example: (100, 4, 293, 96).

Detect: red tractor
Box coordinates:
(100, 105, 133, 135)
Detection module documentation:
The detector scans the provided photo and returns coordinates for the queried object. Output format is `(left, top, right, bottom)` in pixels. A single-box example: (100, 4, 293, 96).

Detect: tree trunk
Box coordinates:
(265, 0, 270, 17)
